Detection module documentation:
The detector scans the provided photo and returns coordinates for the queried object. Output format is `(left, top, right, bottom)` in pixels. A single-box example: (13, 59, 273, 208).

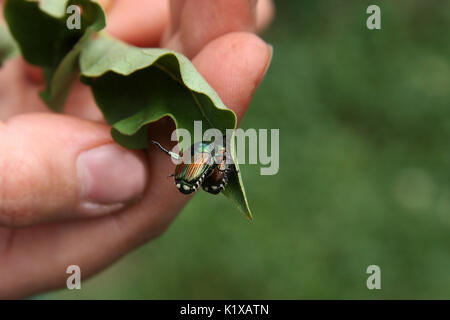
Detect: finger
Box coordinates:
(256, 0, 275, 33)
(0, 113, 147, 227)
(0, 59, 47, 119)
(105, 0, 170, 47)
(192, 32, 272, 121)
(164, 0, 257, 58)
(23, 63, 44, 84)
(160, 0, 186, 45)
(63, 80, 105, 122)
(0, 58, 103, 122)
(96, 0, 113, 11)
(0, 120, 188, 299)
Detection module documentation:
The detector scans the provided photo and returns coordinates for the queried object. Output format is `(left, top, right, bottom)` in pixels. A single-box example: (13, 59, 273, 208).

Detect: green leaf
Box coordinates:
(80, 34, 253, 220)
(0, 23, 19, 66)
(4, 0, 106, 110)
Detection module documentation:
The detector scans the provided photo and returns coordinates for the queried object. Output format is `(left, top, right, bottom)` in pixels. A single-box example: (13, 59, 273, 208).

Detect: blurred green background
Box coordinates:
(46, 0, 450, 299)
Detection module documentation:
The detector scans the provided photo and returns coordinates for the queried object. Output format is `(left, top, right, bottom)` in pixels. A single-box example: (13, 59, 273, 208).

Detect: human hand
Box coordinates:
(0, 0, 273, 298)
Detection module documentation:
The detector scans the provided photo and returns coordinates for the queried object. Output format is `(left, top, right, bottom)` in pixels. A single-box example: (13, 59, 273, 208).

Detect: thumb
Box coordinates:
(0, 113, 148, 227)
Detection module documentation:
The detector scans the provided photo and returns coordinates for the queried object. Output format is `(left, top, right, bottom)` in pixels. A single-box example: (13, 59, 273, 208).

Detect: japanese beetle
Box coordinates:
(152, 139, 234, 195)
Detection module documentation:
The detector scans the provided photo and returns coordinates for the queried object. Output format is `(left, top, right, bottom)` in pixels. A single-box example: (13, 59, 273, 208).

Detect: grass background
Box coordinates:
(46, 0, 450, 299)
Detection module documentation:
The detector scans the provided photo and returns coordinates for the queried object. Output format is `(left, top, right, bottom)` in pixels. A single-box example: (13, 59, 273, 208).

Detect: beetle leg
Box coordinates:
(231, 163, 239, 174)
(206, 170, 213, 178)
(152, 140, 181, 160)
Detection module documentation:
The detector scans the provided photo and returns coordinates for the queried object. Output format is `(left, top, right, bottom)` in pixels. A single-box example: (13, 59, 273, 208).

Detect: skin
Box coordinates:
(0, 0, 273, 298)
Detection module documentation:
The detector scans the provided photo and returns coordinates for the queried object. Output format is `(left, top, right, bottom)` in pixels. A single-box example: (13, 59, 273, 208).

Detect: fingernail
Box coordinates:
(261, 44, 273, 80)
(77, 144, 147, 215)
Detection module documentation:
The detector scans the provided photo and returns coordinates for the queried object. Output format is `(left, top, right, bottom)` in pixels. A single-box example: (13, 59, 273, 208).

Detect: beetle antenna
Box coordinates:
(151, 140, 181, 160)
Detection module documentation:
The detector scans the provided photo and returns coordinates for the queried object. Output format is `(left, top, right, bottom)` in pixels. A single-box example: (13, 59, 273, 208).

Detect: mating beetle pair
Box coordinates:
(152, 138, 235, 195)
